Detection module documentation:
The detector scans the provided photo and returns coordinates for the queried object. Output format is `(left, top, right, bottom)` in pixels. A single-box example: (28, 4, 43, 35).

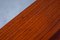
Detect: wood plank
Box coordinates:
(0, 0, 60, 40)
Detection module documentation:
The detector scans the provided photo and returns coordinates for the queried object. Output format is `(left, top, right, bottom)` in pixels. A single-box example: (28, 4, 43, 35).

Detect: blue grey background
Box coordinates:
(0, 0, 36, 29)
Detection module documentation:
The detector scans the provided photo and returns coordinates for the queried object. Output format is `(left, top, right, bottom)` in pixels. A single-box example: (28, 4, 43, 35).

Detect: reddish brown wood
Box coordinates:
(0, 0, 60, 40)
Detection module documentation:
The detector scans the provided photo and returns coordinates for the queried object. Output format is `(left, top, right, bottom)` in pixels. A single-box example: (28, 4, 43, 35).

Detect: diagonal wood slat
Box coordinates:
(0, 0, 60, 40)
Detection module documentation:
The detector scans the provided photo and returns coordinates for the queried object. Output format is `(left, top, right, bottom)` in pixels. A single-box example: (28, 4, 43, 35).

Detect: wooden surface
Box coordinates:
(0, 0, 60, 40)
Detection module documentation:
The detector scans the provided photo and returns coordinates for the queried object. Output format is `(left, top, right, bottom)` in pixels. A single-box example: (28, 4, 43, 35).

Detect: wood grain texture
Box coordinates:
(0, 0, 60, 40)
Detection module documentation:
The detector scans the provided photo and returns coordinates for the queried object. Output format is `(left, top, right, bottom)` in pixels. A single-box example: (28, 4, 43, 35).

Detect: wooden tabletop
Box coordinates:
(0, 0, 60, 40)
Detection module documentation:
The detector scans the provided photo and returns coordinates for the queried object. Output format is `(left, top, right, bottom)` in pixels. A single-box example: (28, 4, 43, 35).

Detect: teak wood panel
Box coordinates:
(0, 0, 60, 40)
